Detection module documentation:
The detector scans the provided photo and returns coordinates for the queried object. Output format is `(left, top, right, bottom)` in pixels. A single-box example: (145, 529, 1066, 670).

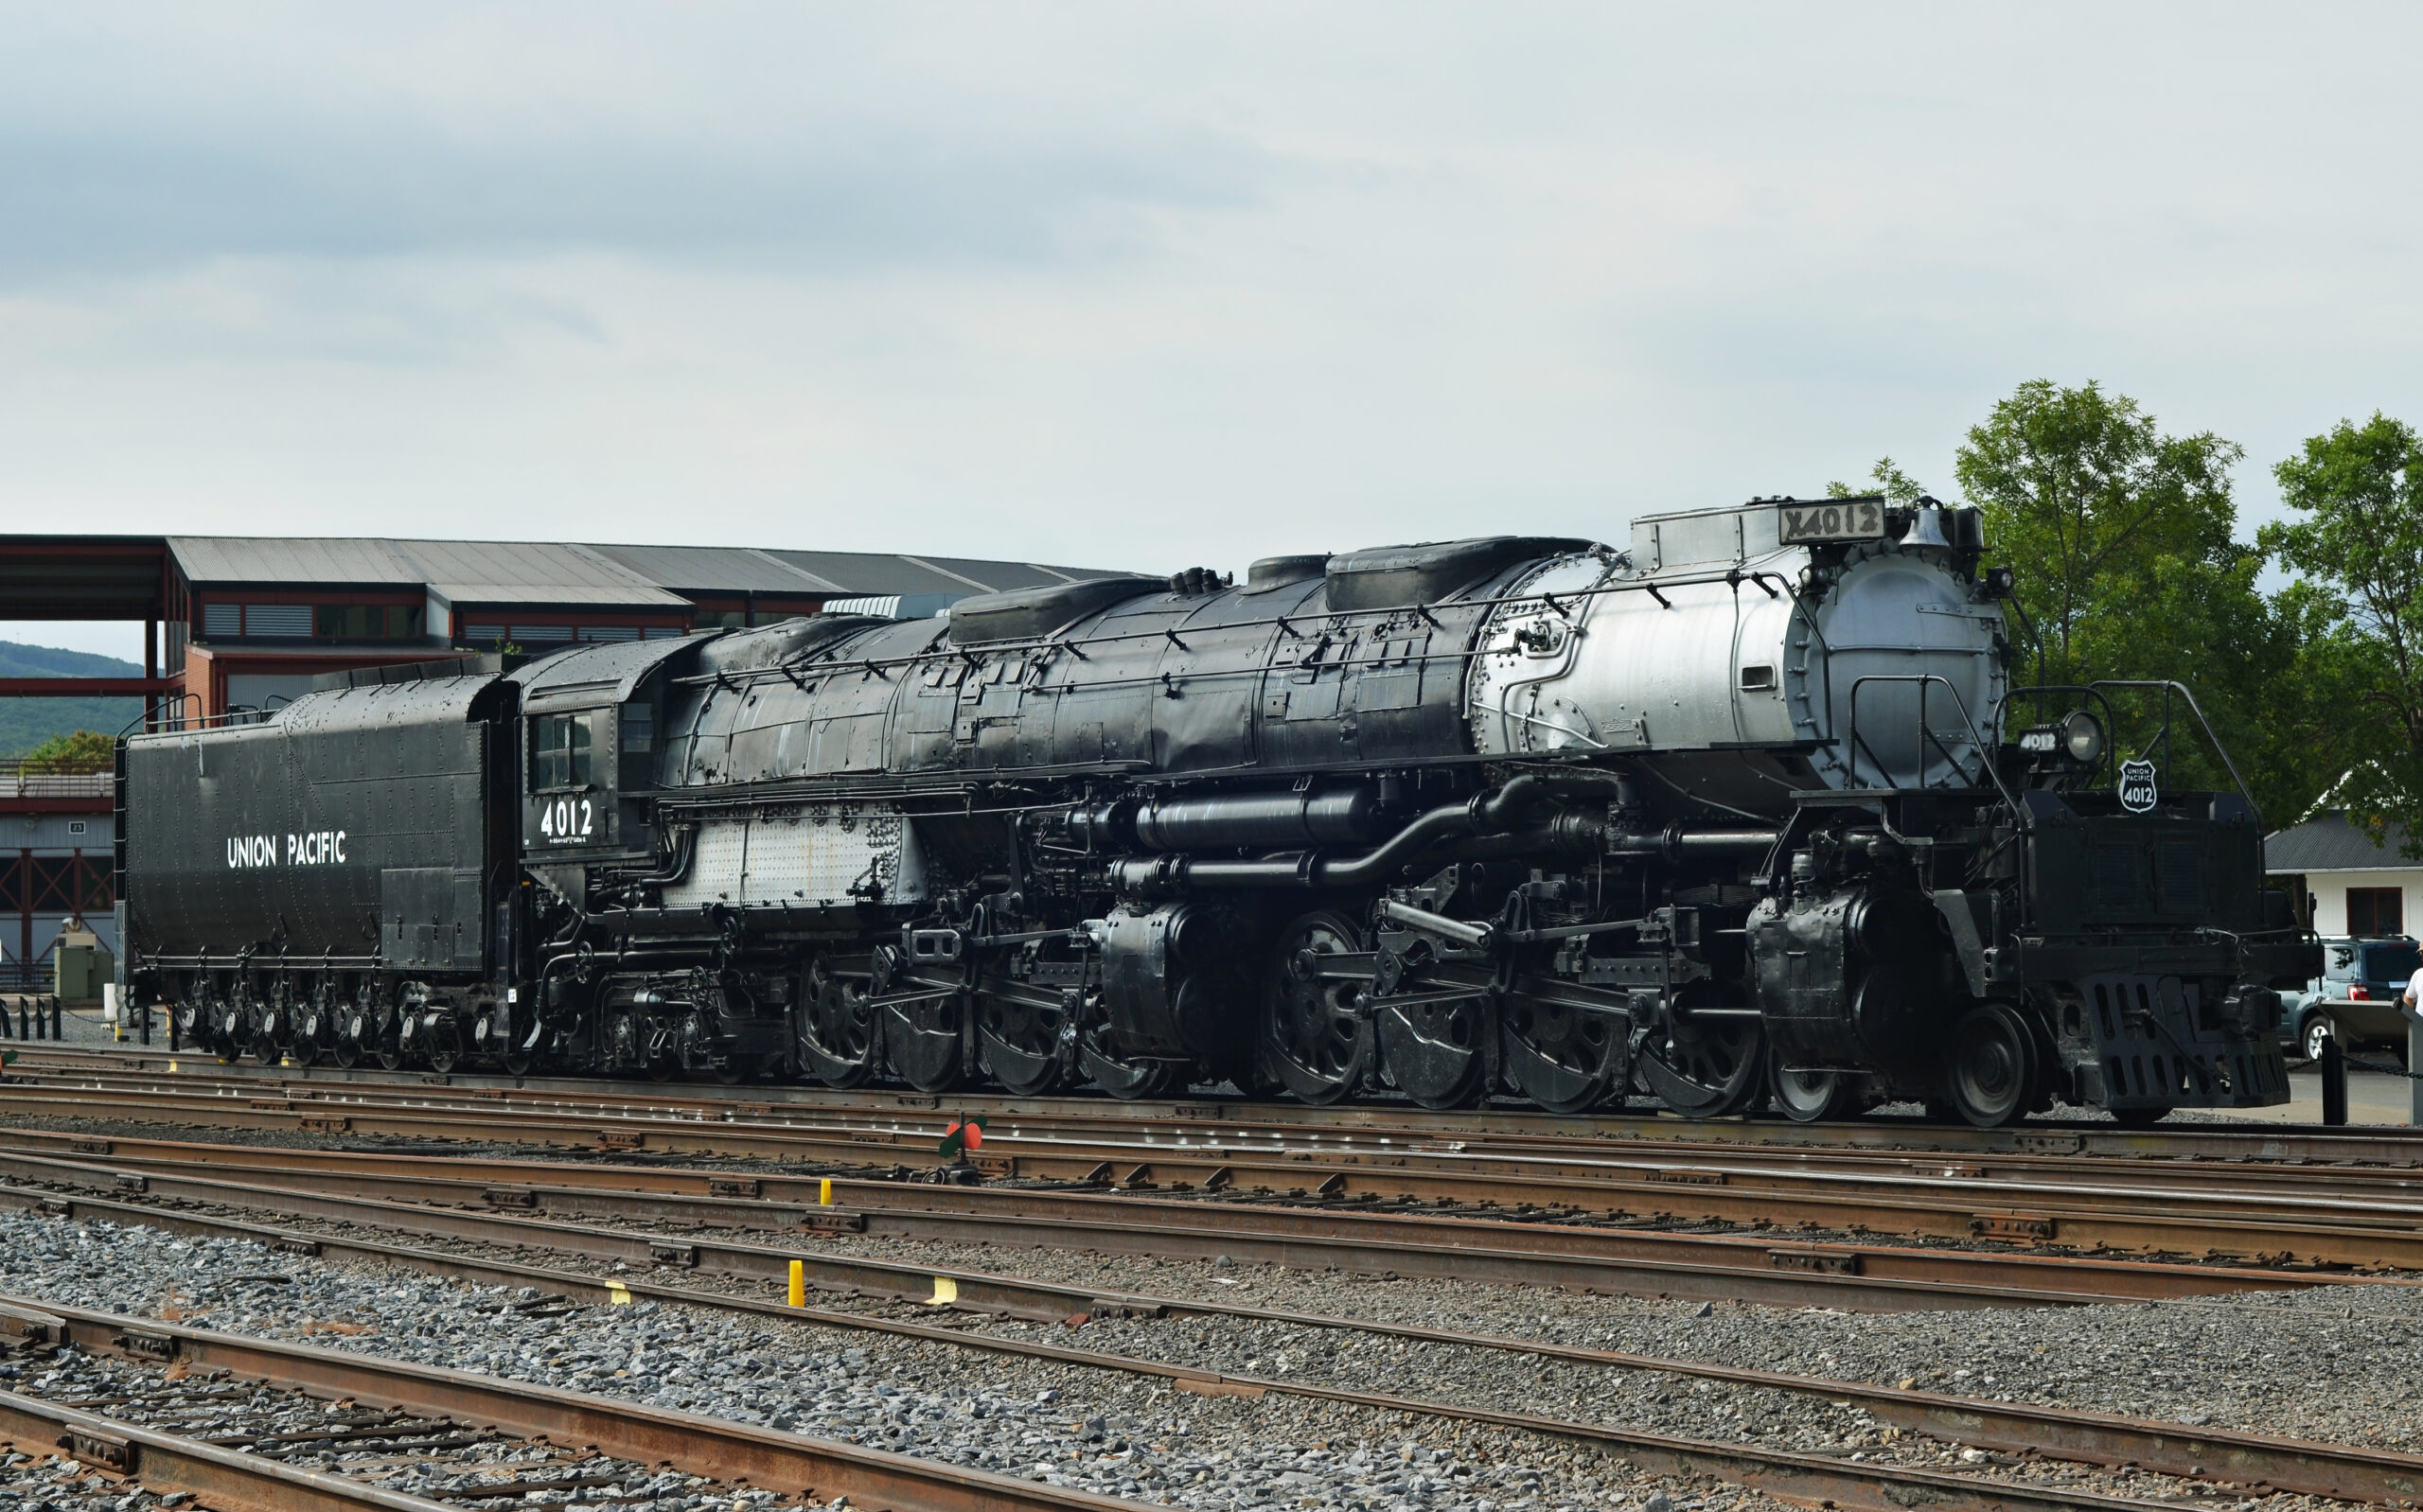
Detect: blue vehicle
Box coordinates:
(2280, 937, 2418, 1062)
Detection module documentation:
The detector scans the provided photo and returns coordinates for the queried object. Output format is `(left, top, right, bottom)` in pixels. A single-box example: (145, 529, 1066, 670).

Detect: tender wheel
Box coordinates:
(2301, 1013, 2334, 1064)
(1769, 1050, 1856, 1124)
(796, 965, 877, 1088)
(1636, 993, 1765, 1118)
(1262, 910, 1375, 1105)
(1946, 1003, 2037, 1128)
(425, 1019, 462, 1076)
(712, 1054, 756, 1085)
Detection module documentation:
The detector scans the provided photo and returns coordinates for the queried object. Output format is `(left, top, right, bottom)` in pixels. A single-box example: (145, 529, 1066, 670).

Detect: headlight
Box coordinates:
(2060, 710, 2106, 765)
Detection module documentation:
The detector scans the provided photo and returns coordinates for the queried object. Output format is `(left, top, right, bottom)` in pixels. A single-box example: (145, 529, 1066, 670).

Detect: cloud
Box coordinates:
(0, 2, 2416, 573)
(0, 117, 1271, 280)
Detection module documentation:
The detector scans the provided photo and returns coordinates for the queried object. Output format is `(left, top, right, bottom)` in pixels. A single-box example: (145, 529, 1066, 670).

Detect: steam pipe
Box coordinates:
(1106, 778, 1565, 894)
(1605, 825, 1783, 860)
(1108, 780, 1781, 896)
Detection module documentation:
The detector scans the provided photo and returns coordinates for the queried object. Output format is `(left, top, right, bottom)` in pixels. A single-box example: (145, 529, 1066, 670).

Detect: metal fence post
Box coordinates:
(2322, 1035, 2349, 1126)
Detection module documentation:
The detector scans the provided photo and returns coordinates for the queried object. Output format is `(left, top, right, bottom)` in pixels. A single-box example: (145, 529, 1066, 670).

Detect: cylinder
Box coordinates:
(1073, 786, 1387, 853)
(1138, 787, 1383, 850)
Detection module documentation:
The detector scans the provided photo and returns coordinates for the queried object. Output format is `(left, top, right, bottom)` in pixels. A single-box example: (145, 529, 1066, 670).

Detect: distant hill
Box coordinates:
(0, 641, 143, 756)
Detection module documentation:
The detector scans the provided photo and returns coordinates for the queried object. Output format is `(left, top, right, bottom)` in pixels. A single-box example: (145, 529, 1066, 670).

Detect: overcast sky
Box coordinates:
(4, 3, 2418, 660)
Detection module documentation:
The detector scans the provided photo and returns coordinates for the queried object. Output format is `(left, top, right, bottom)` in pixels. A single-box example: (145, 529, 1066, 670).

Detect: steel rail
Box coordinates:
(0, 1217, 2351, 1512)
(21, 1062, 2423, 1217)
(37, 1127, 2414, 1304)
(0, 1386, 460, 1512)
(12, 1181, 2421, 1505)
(23, 1045, 2423, 1165)
(0, 1134, 2388, 1312)
(0, 1290, 1142, 1512)
(10, 1079, 2423, 1270)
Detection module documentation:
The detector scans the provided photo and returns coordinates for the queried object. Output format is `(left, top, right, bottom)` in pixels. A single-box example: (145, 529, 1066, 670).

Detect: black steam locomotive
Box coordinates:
(120, 498, 2310, 1126)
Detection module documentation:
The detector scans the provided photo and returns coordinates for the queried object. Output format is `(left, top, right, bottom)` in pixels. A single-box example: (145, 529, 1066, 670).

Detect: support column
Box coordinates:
(2409, 1010, 2423, 1128)
(16, 849, 28, 994)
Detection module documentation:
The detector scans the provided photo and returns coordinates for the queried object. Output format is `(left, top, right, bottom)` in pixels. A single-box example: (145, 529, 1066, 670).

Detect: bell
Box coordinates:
(1901, 503, 1953, 554)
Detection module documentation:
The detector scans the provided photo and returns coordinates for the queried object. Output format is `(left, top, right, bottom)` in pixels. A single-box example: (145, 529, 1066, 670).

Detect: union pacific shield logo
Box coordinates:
(2117, 759, 2158, 814)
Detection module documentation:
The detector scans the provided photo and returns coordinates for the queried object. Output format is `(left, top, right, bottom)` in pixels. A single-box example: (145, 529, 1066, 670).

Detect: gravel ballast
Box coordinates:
(0, 1208, 1715, 1512)
(0, 1200, 2399, 1512)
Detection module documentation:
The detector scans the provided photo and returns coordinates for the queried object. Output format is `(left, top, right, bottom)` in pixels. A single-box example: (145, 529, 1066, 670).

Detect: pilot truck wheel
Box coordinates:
(1946, 1003, 2036, 1128)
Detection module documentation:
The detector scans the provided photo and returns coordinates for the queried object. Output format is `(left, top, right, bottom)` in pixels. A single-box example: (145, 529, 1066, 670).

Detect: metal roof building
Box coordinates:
(0, 534, 1123, 722)
(2266, 809, 2423, 939)
(0, 531, 1136, 987)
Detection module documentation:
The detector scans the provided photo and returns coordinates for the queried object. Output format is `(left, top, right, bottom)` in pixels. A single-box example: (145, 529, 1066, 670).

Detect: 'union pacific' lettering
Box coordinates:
(226, 831, 346, 869)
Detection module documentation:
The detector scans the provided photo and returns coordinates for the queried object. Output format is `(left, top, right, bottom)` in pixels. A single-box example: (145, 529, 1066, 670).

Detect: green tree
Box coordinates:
(17, 730, 115, 772)
(1825, 456, 1932, 505)
(1954, 379, 2243, 687)
(2260, 413, 2423, 850)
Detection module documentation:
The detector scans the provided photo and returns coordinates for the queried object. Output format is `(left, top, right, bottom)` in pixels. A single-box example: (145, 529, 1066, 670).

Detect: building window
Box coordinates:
(203, 603, 239, 637)
(2348, 888, 2404, 937)
(314, 604, 425, 640)
(696, 608, 750, 629)
(531, 713, 592, 790)
(241, 605, 313, 637)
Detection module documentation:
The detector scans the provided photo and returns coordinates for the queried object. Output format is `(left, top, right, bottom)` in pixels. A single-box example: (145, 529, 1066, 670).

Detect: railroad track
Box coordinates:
(20, 1058, 2423, 1206)
(0, 1384, 463, 1512)
(8, 1182, 2420, 1508)
(0, 1289, 1141, 1512)
(11, 1070, 2423, 1272)
(0, 1129, 2396, 1310)
(17, 1042, 2423, 1164)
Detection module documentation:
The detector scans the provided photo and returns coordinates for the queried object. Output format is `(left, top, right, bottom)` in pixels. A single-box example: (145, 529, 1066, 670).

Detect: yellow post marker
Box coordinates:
(787, 1259, 805, 1308)
(929, 1275, 958, 1306)
(606, 1280, 632, 1307)
(819, 1177, 833, 1206)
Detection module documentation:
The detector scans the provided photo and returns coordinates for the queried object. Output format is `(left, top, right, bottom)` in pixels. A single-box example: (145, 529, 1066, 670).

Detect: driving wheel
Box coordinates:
(978, 979, 1068, 1097)
(1262, 910, 1374, 1105)
(1501, 994, 1627, 1115)
(885, 992, 968, 1094)
(1376, 993, 1488, 1109)
(796, 963, 877, 1088)
(1636, 993, 1765, 1118)
(1945, 1002, 2037, 1128)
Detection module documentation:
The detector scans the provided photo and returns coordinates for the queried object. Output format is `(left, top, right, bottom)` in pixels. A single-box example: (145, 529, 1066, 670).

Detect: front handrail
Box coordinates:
(1844, 673, 2022, 817)
(2088, 678, 2261, 829)
(2005, 679, 2259, 828)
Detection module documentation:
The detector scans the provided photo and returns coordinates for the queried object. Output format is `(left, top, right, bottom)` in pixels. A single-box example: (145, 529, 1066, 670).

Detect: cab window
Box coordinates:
(532, 713, 592, 790)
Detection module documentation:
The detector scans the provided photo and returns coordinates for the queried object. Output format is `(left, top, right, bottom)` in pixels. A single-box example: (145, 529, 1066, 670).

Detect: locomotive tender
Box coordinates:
(121, 497, 2309, 1126)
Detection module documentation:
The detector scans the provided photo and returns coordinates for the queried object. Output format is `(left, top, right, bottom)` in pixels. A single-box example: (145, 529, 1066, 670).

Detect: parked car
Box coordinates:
(2280, 936, 2419, 1062)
